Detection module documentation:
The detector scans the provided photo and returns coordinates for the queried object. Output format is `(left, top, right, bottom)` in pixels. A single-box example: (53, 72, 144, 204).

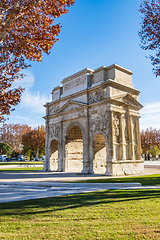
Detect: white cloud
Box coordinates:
(21, 90, 51, 114)
(12, 70, 34, 90)
(12, 70, 51, 115)
(140, 101, 160, 130)
(10, 116, 31, 121)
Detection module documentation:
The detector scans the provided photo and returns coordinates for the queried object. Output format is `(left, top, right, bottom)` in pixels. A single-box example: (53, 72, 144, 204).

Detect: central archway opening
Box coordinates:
(65, 126, 83, 172)
(50, 139, 58, 171)
(93, 134, 106, 174)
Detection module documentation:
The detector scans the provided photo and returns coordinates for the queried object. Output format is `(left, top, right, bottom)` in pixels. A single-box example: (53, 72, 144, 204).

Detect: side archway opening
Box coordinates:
(50, 139, 58, 171)
(93, 134, 106, 174)
(65, 126, 83, 172)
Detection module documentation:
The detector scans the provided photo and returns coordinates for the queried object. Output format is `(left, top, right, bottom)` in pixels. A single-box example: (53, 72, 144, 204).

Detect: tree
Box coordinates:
(22, 126, 45, 159)
(141, 127, 160, 153)
(148, 145, 160, 157)
(139, 0, 160, 76)
(0, 142, 11, 155)
(0, 123, 31, 152)
(21, 145, 31, 160)
(0, 0, 75, 122)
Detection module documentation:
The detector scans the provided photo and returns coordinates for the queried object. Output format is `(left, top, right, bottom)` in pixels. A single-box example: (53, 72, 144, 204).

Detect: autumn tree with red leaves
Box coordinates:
(139, 0, 160, 76)
(0, 0, 75, 122)
(141, 127, 160, 154)
(0, 123, 31, 152)
(22, 126, 45, 159)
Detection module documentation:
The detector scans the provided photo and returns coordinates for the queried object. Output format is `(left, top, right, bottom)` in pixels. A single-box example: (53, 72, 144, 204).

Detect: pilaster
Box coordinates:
(44, 119, 49, 171)
(136, 117, 141, 160)
(119, 113, 124, 160)
(82, 108, 90, 173)
(58, 120, 63, 171)
(107, 111, 114, 162)
(128, 112, 133, 160)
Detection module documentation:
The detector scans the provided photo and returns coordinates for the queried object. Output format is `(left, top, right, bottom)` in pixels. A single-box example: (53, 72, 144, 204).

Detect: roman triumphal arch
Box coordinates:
(44, 64, 144, 175)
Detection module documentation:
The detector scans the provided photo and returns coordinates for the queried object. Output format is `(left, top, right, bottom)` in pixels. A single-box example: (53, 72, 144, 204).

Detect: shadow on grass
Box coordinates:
(0, 189, 160, 217)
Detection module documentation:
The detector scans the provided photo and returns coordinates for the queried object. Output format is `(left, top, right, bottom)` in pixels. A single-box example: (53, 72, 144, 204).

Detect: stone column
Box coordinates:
(108, 111, 114, 161)
(63, 134, 67, 172)
(105, 110, 114, 175)
(44, 103, 49, 171)
(128, 112, 133, 160)
(119, 113, 124, 160)
(136, 117, 141, 160)
(58, 120, 63, 172)
(130, 115, 135, 160)
(82, 108, 90, 174)
(89, 143, 94, 174)
(82, 140, 90, 174)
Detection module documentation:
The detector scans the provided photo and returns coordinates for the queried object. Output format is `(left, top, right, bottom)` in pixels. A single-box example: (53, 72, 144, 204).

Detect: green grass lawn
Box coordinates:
(0, 161, 43, 165)
(0, 189, 160, 239)
(75, 174, 160, 186)
(0, 167, 43, 171)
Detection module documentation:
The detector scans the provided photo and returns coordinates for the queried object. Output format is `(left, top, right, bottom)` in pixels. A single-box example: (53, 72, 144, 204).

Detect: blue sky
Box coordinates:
(5, 0, 160, 130)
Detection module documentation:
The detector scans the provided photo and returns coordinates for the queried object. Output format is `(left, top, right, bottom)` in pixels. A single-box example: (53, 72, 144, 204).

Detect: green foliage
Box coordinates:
(148, 145, 160, 157)
(0, 142, 11, 155)
(11, 150, 20, 158)
(39, 146, 45, 158)
(21, 145, 31, 159)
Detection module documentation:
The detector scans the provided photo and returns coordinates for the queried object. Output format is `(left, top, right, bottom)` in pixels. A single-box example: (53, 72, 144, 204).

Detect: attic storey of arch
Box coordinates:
(0, 0, 75, 122)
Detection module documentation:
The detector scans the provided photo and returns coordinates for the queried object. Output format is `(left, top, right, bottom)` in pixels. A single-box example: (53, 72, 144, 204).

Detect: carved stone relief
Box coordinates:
(49, 123, 60, 139)
(64, 76, 86, 91)
(122, 114, 128, 144)
(113, 113, 120, 143)
(49, 104, 60, 115)
(89, 89, 106, 104)
(131, 116, 137, 144)
(89, 112, 109, 138)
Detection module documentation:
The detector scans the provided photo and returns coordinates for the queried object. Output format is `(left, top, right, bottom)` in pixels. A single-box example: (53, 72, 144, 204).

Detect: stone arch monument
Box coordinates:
(44, 64, 144, 175)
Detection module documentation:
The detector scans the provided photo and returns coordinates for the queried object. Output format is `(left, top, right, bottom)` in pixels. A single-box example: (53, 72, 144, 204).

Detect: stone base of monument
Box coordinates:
(105, 160, 144, 176)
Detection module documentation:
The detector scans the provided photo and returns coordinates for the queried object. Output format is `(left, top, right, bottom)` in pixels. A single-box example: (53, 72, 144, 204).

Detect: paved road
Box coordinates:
(1, 181, 146, 203)
(0, 163, 160, 203)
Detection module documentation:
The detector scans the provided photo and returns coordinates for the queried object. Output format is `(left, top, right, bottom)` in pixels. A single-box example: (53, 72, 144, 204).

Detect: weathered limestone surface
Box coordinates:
(44, 64, 144, 176)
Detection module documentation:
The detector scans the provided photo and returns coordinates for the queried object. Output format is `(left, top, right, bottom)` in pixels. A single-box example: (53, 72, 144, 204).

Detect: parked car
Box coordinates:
(5, 157, 11, 162)
(12, 157, 17, 161)
(0, 155, 7, 162)
(18, 157, 23, 161)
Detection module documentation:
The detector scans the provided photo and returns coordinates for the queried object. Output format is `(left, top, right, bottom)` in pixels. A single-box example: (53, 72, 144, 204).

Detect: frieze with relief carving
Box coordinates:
(89, 112, 109, 138)
(113, 113, 120, 143)
(49, 104, 60, 116)
(89, 89, 107, 104)
(64, 76, 86, 91)
(49, 123, 60, 139)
